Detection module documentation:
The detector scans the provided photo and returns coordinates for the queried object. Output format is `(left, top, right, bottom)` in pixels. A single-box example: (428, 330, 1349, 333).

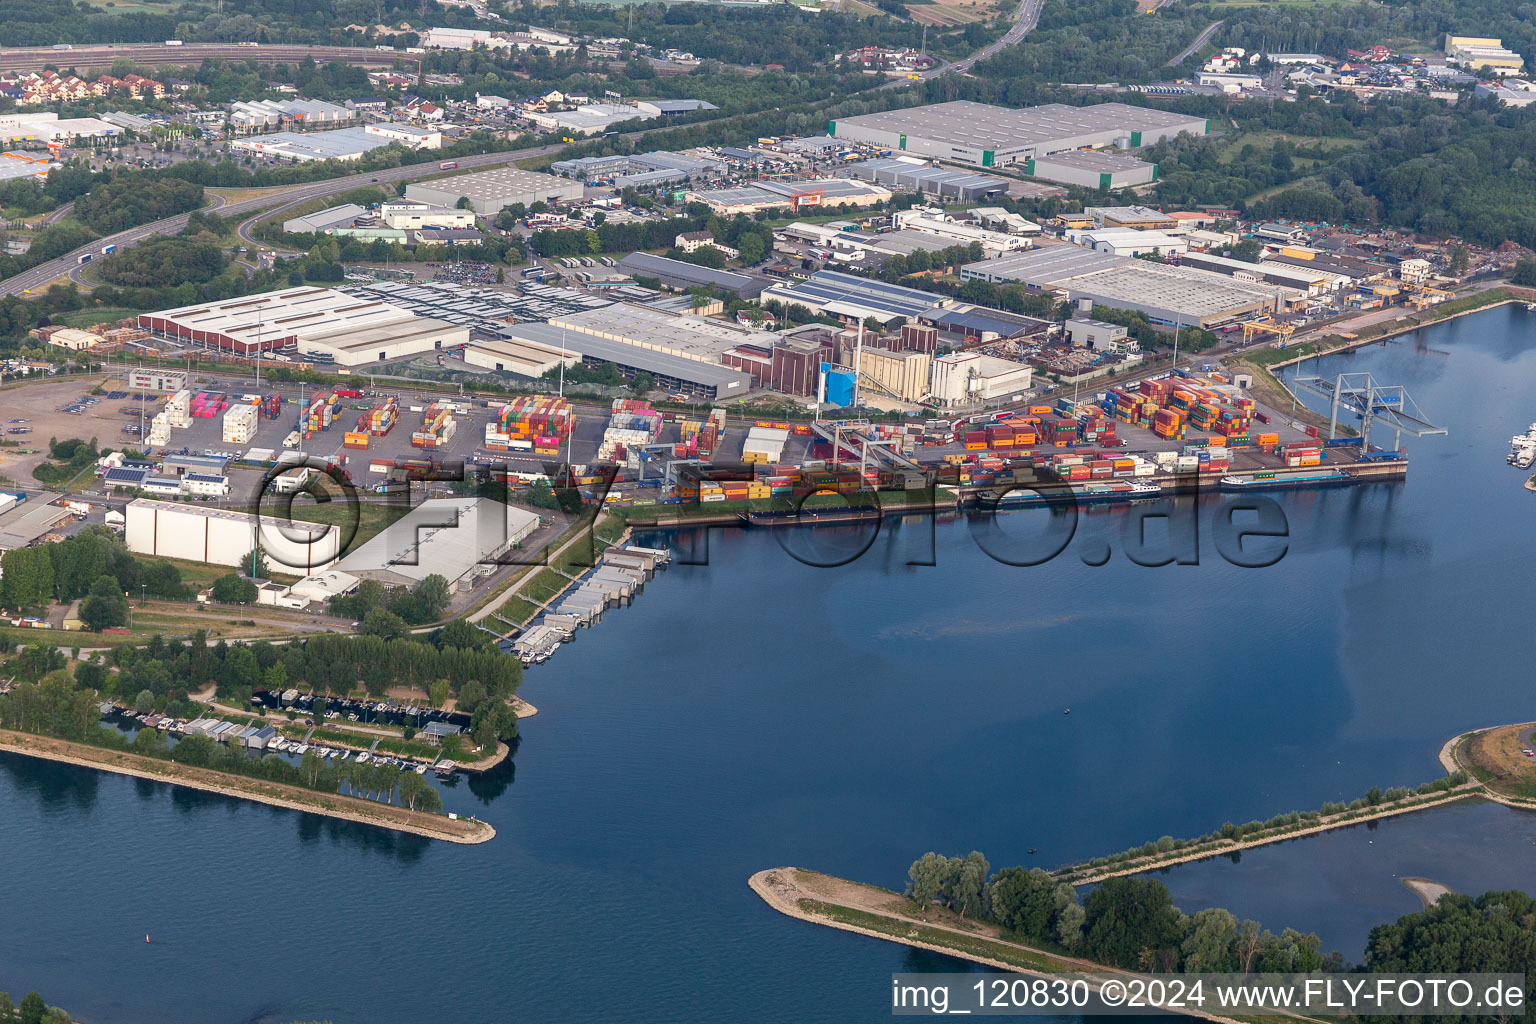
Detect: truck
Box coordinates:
(77, 253, 93, 264)
(164, 39, 183, 45)
(100, 244, 116, 255)
(439, 160, 458, 170)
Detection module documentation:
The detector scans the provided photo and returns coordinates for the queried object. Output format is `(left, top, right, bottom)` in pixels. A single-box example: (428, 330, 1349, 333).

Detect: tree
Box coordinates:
(18, 992, 47, 1024)
(1448, 245, 1470, 277)
(210, 573, 257, 604)
(905, 852, 946, 915)
(79, 575, 128, 631)
(428, 679, 451, 708)
(737, 233, 766, 264)
(950, 850, 990, 919)
(436, 618, 486, 650)
(526, 478, 559, 509)
(361, 606, 407, 639)
(133, 688, 155, 714)
(1057, 902, 1086, 949)
(399, 768, 429, 810)
(1182, 907, 1238, 972)
(630, 371, 654, 394)
(457, 679, 487, 712)
(1083, 877, 1183, 969)
(414, 574, 452, 620)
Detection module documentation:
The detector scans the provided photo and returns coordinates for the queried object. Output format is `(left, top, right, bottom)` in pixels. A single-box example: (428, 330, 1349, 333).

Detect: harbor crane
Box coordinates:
(1408, 284, 1457, 310)
(1289, 371, 1447, 451)
(1243, 319, 1296, 347)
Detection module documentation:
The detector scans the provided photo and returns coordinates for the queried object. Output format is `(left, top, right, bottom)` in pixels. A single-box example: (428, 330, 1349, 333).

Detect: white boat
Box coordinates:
(414, 763, 429, 774)
(355, 752, 370, 763)
(270, 739, 289, 752)
(292, 744, 308, 756)
(337, 750, 350, 760)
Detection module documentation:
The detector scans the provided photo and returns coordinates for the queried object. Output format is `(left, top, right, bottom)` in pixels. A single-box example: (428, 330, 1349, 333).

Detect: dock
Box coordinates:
(503, 543, 671, 665)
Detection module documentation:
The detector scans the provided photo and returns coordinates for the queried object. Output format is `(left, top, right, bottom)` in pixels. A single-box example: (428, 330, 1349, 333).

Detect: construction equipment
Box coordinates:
(1408, 284, 1457, 310)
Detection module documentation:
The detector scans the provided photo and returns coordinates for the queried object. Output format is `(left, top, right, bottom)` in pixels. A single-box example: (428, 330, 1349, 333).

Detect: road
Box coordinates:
(1, 143, 567, 298)
(877, 0, 1046, 89)
(1167, 20, 1222, 67)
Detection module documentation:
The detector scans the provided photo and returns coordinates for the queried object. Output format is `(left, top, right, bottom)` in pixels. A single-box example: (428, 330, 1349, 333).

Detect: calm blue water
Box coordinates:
(5, 306, 1536, 1022)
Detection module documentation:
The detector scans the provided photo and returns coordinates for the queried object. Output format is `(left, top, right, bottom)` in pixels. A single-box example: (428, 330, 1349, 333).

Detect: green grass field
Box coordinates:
(59, 307, 145, 329)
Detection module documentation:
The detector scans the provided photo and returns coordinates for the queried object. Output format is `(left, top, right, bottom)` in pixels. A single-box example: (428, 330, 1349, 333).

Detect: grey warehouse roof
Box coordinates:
(616, 252, 761, 296)
(501, 321, 750, 394)
(851, 158, 1007, 194)
(834, 100, 1204, 153)
(769, 270, 947, 319)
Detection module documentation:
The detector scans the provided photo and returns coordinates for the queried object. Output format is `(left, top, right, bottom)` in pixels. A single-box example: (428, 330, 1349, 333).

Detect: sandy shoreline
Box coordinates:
(0, 730, 494, 844)
(1402, 877, 1453, 906)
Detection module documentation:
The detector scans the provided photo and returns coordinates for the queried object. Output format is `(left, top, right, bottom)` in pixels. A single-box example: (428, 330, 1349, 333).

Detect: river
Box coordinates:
(3, 305, 1535, 1022)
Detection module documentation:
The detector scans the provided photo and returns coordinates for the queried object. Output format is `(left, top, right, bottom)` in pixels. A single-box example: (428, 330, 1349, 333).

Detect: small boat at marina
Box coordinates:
(355, 752, 370, 764)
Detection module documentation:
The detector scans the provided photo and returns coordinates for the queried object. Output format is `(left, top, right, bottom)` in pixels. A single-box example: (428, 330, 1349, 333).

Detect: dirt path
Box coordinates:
(0, 729, 493, 844)
(750, 868, 1310, 1024)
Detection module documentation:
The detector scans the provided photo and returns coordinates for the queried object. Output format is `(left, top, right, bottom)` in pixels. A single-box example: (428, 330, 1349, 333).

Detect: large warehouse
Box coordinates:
(1025, 150, 1157, 189)
(498, 320, 751, 400)
(405, 166, 583, 215)
(462, 334, 582, 377)
(125, 499, 341, 572)
(830, 101, 1207, 169)
(930, 351, 1035, 406)
(335, 497, 540, 591)
(616, 252, 763, 298)
(848, 158, 1008, 201)
(758, 270, 952, 326)
(139, 288, 469, 365)
(961, 247, 1295, 328)
(684, 177, 892, 215)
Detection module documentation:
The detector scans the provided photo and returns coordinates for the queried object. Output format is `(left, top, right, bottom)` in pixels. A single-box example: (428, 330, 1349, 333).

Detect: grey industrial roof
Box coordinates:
(834, 100, 1204, 152)
(852, 158, 1008, 192)
(616, 252, 758, 294)
(1031, 150, 1154, 172)
(502, 321, 751, 391)
(411, 166, 579, 201)
(768, 270, 945, 319)
(235, 126, 392, 161)
(924, 306, 1048, 337)
(286, 203, 366, 231)
(0, 499, 74, 551)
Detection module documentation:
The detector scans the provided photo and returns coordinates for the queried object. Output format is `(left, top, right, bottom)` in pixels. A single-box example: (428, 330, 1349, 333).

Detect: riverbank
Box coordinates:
(1441, 721, 1536, 811)
(0, 729, 494, 844)
(749, 868, 1259, 1024)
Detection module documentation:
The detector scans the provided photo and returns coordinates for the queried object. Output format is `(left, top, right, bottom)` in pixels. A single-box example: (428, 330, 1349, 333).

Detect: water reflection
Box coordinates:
(0, 750, 99, 812)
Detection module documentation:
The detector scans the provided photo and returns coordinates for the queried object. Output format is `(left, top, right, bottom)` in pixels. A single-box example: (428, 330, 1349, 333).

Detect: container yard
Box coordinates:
(410, 402, 457, 450)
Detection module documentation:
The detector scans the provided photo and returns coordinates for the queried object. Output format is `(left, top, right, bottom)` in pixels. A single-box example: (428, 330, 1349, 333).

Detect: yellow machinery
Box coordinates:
(1409, 284, 1456, 309)
(1241, 319, 1297, 347)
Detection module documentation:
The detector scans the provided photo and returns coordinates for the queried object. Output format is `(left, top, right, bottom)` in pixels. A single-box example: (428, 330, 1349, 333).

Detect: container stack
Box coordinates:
(411, 402, 456, 450)
(306, 392, 337, 433)
(368, 398, 399, 436)
(1283, 443, 1322, 467)
(1153, 408, 1185, 440)
(191, 391, 228, 420)
(262, 393, 283, 420)
(599, 399, 662, 462)
(147, 412, 171, 448)
(344, 430, 370, 450)
(165, 389, 192, 429)
(222, 404, 258, 444)
(487, 397, 572, 452)
(696, 408, 727, 459)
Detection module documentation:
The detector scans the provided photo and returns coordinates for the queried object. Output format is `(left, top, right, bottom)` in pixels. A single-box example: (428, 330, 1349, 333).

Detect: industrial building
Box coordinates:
(848, 158, 1008, 201)
(405, 166, 583, 216)
(546, 303, 765, 363)
(498, 321, 750, 400)
(961, 247, 1295, 328)
(228, 98, 354, 130)
(919, 305, 1051, 344)
(1083, 206, 1179, 229)
(340, 279, 615, 332)
(125, 499, 342, 572)
(616, 252, 763, 298)
(1178, 251, 1352, 296)
(127, 369, 187, 392)
(1067, 228, 1187, 257)
(334, 497, 540, 591)
(758, 270, 952, 325)
(283, 203, 367, 234)
(720, 332, 833, 397)
(229, 126, 393, 163)
(1445, 34, 1525, 74)
(378, 200, 477, 230)
(462, 334, 581, 377)
(929, 351, 1034, 406)
(1025, 150, 1157, 189)
(550, 150, 725, 183)
(138, 287, 469, 365)
(0, 496, 76, 554)
(829, 101, 1207, 169)
(1065, 318, 1134, 352)
(856, 346, 931, 403)
(685, 177, 892, 216)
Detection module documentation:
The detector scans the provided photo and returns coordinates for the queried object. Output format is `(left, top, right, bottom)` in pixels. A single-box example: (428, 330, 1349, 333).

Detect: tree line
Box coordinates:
(0, 525, 189, 614)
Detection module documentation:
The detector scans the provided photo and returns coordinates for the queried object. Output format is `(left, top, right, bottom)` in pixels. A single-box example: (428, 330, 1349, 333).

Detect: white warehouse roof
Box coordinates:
(336, 497, 541, 588)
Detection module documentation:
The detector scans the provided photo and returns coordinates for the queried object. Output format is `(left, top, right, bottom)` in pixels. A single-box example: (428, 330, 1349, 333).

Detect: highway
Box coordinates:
(879, 0, 1046, 89)
(1167, 20, 1222, 67)
(1, 142, 568, 298)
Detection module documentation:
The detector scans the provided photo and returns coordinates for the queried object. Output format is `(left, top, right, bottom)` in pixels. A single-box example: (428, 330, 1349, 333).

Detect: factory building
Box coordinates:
(1065, 318, 1135, 353)
(462, 334, 582, 377)
(891, 208, 1032, 254)
(229, 126, 394, 163)
(855, 346, 931, 403)
(918, 306, 1051, 345)
(405, 166, 583, 216)
(138, 288, 469, 365)
(1025, 150, 1156, 189)
(335, 497, 540, 591)
(616, 252, 763, 298)
(1445, 34, 1525, 74)
(685, 177, 892, 216)
(125, 499, 341, 572)
(379, 200, 477, 230)
(1178, 251, 1351, 296)
(720, 333, 835, 397)
(848, 158, 1008, 201)
(1082, 206, 1179, 230)
(1067, 228, 1187, 257)
(499, 321, 749, 400)
(930, 351, 1034, 406)
(363, 123, 442, 149)
(758, 270, 952, 326)
(961, 247, 1295, 328)
(829, 101, 1207, 169)
(550, 150, 725, 183)
(283, 203, 367, 234)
